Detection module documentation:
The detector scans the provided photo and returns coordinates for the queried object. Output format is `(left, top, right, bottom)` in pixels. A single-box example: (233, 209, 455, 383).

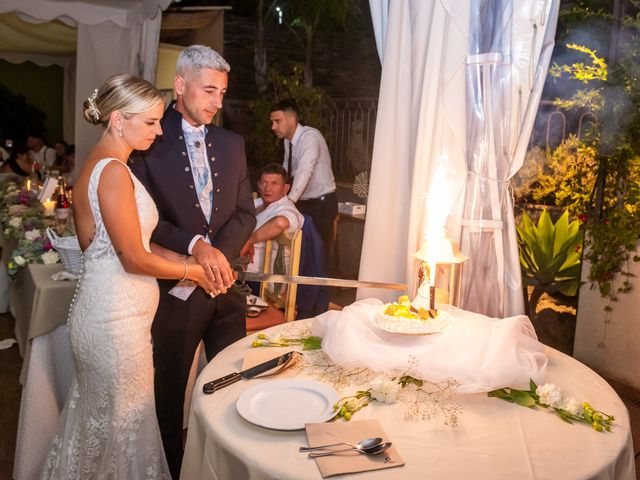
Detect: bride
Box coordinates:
(41, 74, 215, 478)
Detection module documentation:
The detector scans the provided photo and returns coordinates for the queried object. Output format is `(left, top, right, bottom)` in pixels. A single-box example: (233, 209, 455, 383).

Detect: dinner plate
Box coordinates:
(371, 308, 456, 335)
(236, 379, 339, 430)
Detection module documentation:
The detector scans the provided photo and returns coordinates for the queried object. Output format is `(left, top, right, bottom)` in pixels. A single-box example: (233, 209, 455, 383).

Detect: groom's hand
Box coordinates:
(192, 240, 235, 294)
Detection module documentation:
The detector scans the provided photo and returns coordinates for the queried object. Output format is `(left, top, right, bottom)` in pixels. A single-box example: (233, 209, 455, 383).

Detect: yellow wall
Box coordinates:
(155, 43, 182, 97)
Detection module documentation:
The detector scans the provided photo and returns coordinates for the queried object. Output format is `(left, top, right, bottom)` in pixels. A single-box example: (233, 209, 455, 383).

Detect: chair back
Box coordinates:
(297, 215, 330, 319)
(259, 228, 302, 322)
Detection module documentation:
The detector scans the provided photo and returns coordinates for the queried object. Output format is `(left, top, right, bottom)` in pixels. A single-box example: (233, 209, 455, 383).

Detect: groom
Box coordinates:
(130, 45, 255, 478)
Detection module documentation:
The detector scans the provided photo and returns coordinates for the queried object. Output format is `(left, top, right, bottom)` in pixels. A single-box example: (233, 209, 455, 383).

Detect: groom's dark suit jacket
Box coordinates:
(130, 102, 255, 260)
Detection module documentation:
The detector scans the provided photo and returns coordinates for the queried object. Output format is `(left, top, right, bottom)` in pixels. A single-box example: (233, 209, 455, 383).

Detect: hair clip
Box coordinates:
(87, 88, 100, 121)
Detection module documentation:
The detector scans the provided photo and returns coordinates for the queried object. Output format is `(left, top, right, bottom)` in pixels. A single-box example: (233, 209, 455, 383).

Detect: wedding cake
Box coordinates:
(372, 295, 454, 335)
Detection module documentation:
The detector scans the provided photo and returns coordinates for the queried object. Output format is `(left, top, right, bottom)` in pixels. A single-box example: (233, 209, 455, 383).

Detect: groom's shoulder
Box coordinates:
(207, 124, 244, 146)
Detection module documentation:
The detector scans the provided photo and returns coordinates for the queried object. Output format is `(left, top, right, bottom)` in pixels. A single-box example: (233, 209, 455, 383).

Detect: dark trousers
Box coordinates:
(152, 281, 246, 480)
(296, 191, 338, 256)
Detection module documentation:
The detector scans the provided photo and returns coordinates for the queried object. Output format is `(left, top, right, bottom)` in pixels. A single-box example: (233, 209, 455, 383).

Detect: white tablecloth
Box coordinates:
(181, 320, 636, 480)
(10, 263, 77, 359)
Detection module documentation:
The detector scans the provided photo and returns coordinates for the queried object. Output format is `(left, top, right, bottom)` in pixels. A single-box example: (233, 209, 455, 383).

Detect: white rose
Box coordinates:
(562, 397, 583, 416)
(6, 185, 17, 193)
(41, 251, 59, 265)
(370, 377, 399, 403)
(9, 217, 21, 228)
(13, 255, 26, 266)
(536, 383, 563, 408)
(24, 229, 41, 241)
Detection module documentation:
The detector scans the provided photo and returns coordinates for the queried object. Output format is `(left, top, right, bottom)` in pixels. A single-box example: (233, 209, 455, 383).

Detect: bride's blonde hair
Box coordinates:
(83, 74, 164, 126)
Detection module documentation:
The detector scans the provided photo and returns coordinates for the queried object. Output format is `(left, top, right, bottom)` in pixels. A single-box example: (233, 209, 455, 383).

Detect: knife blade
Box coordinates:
(202, 351, 296, 394)
(236, 271, 407, 291)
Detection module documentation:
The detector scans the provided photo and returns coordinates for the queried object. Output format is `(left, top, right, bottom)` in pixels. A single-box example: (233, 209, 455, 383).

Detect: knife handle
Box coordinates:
(203, 372, 242, 394)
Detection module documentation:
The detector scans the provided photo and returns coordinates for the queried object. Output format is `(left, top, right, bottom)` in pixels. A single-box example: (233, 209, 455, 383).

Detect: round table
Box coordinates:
(180, 320, 636, 480)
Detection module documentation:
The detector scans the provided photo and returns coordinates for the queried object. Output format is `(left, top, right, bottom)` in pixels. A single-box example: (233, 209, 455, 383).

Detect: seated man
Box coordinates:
(241, 163, 305, 287)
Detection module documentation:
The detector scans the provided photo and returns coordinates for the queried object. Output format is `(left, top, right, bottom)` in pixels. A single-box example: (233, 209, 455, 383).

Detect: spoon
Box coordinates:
(308, 441, 392, 458)
(299, 437, 382, 452)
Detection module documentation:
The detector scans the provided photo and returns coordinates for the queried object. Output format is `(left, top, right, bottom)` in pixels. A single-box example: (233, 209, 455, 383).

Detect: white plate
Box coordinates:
(371, 308, 456, 335)
(236, 379, 339, 430)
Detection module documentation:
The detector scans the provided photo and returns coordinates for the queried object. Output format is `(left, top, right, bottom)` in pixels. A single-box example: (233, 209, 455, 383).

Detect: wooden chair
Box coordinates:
(246, 229, 302, 334)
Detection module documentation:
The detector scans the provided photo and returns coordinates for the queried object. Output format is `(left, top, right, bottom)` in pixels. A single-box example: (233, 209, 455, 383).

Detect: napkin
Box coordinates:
(305, 419, 404, 477)
(241, 348, 301, 378)
(51, 270, 79, 281)
(168, 282, 196, 300)
(247, 294, 268, 309)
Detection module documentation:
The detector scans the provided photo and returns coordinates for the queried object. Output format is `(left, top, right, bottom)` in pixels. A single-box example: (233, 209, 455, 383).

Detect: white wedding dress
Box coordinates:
(41, 158, 171, 479)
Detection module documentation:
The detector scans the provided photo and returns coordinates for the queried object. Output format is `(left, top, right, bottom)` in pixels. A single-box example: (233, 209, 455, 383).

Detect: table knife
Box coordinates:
(202, 351, 296, 394)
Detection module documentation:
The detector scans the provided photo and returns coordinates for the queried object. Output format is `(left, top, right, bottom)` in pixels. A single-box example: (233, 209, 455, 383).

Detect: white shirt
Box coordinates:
(30, 145, 56, 168)
(246, 196, 304, 274)
(182, 119, 214, 254)
(284, 124, 336, 202)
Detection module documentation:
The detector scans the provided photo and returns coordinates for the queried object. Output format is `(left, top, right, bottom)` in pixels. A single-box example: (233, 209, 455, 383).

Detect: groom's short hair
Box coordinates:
(176, 45, 230, 76)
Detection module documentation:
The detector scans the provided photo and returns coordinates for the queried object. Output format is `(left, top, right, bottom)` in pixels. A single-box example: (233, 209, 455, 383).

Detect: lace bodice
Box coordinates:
(83, 158, 158, 266)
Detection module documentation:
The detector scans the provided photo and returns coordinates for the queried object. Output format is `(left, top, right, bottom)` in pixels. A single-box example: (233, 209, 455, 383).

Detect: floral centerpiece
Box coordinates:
(7, 232, 59, 279)
(0, 178, 60, 279)
(1, 180, 47, 241)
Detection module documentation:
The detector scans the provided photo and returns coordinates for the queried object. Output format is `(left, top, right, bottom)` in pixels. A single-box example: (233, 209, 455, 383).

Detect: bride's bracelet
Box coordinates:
(180, 261, 188, 282)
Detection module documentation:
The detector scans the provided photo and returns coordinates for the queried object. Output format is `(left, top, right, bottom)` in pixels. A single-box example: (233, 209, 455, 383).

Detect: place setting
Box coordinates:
(201, 346, 405, 477)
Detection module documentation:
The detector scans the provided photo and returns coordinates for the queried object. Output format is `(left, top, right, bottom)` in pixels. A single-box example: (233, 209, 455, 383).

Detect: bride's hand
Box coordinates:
(188, 264, 218, 297)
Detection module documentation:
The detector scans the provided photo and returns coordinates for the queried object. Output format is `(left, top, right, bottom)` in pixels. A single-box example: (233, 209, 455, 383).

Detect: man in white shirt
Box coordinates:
(241, 163, 304, 277)
(270, 99, 337, 254)
(26, 133, 56, 168)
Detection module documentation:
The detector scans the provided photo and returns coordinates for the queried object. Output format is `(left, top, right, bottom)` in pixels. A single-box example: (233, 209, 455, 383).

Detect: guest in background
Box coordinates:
(0, 144, 31, 176)
(53, 140, 68, 169)
(64, 144, 75, 173)
(26, 132, 55, 168)
(240, 163, 304, 288)
(269, 98, 337, 255)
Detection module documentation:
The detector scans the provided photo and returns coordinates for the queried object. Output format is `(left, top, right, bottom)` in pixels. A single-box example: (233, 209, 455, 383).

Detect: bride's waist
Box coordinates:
(82, 258, 155, 282)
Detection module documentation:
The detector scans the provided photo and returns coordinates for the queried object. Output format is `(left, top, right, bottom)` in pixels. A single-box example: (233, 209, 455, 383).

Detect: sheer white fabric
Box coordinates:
(311, 298, 547, 393)
(41, 158, 170, 479)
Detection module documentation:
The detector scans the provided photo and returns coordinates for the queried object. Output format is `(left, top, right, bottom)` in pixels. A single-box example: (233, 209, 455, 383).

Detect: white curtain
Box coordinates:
(368, 0, 389, 61)
(358, 0, 469, 302)
(459, 0, 559, 317)
(73, 15, 163, 170)
(362, 0, 559, 317)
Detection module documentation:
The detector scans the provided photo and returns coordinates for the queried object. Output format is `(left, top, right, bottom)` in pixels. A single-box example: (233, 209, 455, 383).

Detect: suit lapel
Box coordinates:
(162, 105, 209, 226)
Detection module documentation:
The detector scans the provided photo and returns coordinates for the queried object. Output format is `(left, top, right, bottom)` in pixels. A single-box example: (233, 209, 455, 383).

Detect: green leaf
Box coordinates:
(488, 389, 515, 403)
(511, 390, 537, 407)
(302, 336, 323, 350)
(529, 379, 538, 392)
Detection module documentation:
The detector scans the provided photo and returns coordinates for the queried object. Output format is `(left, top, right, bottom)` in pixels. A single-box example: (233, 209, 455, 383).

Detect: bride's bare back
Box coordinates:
(73, 148, 126, 252)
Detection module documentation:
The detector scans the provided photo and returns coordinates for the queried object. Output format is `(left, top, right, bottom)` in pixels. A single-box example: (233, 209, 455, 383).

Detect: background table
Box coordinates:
(10, 262, 76, 358)
(181, 320, 636, 480)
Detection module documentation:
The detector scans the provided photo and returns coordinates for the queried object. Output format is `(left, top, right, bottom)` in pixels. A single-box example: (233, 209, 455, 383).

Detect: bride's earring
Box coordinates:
(117, 124, 123, 137)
